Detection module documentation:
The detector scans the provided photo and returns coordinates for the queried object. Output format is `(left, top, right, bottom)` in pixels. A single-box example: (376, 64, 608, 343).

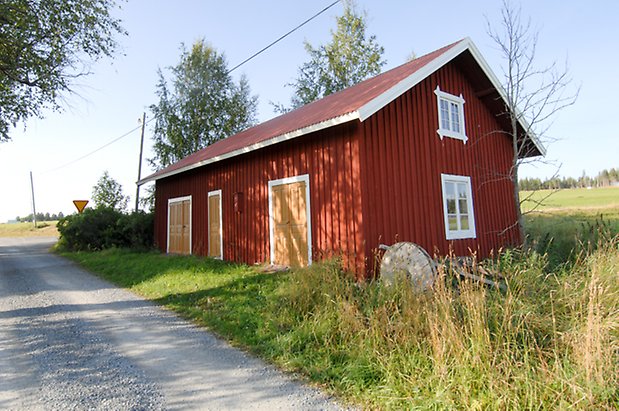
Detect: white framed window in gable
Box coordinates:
(434, 86, 468, 143)
(440, 174, 476, 240)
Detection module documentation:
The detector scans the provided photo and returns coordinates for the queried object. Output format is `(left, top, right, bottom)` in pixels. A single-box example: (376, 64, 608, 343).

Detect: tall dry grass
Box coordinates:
(272, 237, 618, 409)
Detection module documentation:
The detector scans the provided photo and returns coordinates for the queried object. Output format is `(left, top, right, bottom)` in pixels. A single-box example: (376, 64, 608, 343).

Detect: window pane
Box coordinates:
(448, 215, 458, 230)
(460, 215, 469, 230)
(457, 183, 468, 199)
(450, 102, 460, 132)
(446, 182, 456, 198)
(440, 99, 450, 130)
(447, 199, 456, 214)
(458, 199, 468, 213)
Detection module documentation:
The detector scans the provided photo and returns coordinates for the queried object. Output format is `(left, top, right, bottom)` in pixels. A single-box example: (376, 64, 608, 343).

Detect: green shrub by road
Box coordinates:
(57, 208, 153, 251)
(63, 214, 619, 410)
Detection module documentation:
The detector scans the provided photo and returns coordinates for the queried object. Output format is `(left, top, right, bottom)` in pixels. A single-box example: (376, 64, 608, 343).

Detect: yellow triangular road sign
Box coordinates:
(73, 200, 89, 213)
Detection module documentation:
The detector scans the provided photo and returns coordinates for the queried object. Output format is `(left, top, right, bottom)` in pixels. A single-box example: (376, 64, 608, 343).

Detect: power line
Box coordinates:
(45, 123, 143, 173)
(228, 0, 340, 74)
(144, 0, 341, 127)
(44, 0, 341, 174)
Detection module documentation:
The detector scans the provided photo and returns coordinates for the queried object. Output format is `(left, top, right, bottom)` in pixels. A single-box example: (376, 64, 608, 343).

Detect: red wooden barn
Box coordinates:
(139, 38, 544, 276)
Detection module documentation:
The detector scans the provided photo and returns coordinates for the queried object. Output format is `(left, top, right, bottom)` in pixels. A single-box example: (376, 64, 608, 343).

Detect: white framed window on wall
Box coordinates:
(440, 174, 476, 240)
(434, 86, 468, 142)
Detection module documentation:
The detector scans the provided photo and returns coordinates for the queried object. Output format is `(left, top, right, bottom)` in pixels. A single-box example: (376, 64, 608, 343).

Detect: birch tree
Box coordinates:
(0, 0, 126, 141)
(150, 39, 258, 169)
(487, 0, 578, 241)
(276, 0, 385, 112)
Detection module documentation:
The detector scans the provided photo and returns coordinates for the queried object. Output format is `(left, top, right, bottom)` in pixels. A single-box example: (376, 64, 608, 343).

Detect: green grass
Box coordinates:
(62, 222, 619, 409)
(59, 189, 619, 409)
(525, 210, 619, 268)
(0, 221, 59, 237)
(522, 188, 619, 270)
(521, 187, 619, 212)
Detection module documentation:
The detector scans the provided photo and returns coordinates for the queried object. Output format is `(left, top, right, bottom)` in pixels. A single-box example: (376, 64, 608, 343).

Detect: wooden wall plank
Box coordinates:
(154, 123, 365, 272)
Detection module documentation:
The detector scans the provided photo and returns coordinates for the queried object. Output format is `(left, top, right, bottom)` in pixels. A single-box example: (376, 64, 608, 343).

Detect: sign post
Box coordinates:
(73, 200, 89, 213)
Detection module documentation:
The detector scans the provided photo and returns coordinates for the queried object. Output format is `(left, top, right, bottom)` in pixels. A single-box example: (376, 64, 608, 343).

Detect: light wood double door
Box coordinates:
(168, 197, 191, 255)
(271, 177, 310, 268)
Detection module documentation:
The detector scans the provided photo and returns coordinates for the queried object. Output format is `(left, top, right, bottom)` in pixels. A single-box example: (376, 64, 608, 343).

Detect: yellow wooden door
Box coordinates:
(271, 181, 308, 267)
(180, 200, 190, 254)
(168, 199, 190, 255)
(168, 202, 181, 254)
(288, 181, 308, 267)
(272, 184, 289, 265)
(208, 193, 221, 258)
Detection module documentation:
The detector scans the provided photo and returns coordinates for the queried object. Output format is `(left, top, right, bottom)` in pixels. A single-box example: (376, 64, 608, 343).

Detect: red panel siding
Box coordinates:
(154, 123, 366, 273)
(359, 62, 520, 271)
(154, 57, 521, 279)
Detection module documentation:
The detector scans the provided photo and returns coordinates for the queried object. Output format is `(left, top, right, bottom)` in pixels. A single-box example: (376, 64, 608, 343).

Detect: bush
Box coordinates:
(117, 211, 154, 250)
(57, 208, 154, 251)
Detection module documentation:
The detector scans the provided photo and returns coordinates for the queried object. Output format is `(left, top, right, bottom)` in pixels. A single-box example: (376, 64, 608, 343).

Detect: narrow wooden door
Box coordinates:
(208, 192, 222, 258)
(271, 181, 308, 267)
(180, 200, 190, 253)
(168, 198, 191, 255)
(168, 201, 181, 253)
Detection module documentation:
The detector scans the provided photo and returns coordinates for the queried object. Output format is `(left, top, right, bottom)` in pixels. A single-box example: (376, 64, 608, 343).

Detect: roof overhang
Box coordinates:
(138, 111, 360, 185)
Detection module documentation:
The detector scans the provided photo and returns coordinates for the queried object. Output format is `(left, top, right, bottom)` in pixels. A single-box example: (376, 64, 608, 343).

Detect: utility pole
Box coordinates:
(135, 112, 146, 212)
(30, 171, 37, 228)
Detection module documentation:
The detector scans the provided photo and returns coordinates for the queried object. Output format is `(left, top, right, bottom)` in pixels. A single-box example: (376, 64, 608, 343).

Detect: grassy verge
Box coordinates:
(62, 214, 619, 409)
(0, 221, 59, 237)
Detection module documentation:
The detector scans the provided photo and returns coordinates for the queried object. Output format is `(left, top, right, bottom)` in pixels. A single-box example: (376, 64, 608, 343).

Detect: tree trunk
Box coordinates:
(512, 166, 526, 245)
(511, 112, 525, 245)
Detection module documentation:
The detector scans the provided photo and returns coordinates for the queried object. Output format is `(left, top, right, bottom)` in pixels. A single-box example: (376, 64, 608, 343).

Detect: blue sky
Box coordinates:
(0, 0, 617, 222)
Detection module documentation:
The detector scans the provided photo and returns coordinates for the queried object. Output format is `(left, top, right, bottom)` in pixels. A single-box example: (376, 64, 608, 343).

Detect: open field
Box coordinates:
(0, 221, 59, 237)
(522, 187, 618, 268)
(61, 187, 619, 410)
(521, 186, 619, 212)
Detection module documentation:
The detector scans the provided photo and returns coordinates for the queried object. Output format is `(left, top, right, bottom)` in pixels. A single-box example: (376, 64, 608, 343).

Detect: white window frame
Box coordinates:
(268, 174, 312, 266)
(167, 195, 192, 254)
(208, 189, 223, 259)
(440, 174, 476, 240)
(434, 86, 468, 143)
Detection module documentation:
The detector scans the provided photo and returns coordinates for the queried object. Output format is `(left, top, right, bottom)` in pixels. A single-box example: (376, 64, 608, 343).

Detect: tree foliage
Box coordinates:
(150, 39, 258, 169)
(16, 211, 64, 222)
(92, 170, 128, 211)
(0, 0, 126, 141)
(278, 0, 385, 112)
(520, 168, 619, 191)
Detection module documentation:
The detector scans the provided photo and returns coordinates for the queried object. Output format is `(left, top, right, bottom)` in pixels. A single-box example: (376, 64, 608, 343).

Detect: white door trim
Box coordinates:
(268, 174, 312, 266)
(208, 189, 223, 259)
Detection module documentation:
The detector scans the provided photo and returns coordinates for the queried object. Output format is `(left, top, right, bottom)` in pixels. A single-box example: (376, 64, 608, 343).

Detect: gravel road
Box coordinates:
(0, 237, 345, 410)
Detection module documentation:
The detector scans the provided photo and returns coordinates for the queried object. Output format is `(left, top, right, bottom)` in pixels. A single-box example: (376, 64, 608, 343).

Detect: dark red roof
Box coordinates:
(140, 40, 464, 183)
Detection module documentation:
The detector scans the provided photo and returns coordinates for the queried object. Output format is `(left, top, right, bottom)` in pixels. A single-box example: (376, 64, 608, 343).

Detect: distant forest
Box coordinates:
(519, 168, 619, 191)
(15, 212, 65, 223)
